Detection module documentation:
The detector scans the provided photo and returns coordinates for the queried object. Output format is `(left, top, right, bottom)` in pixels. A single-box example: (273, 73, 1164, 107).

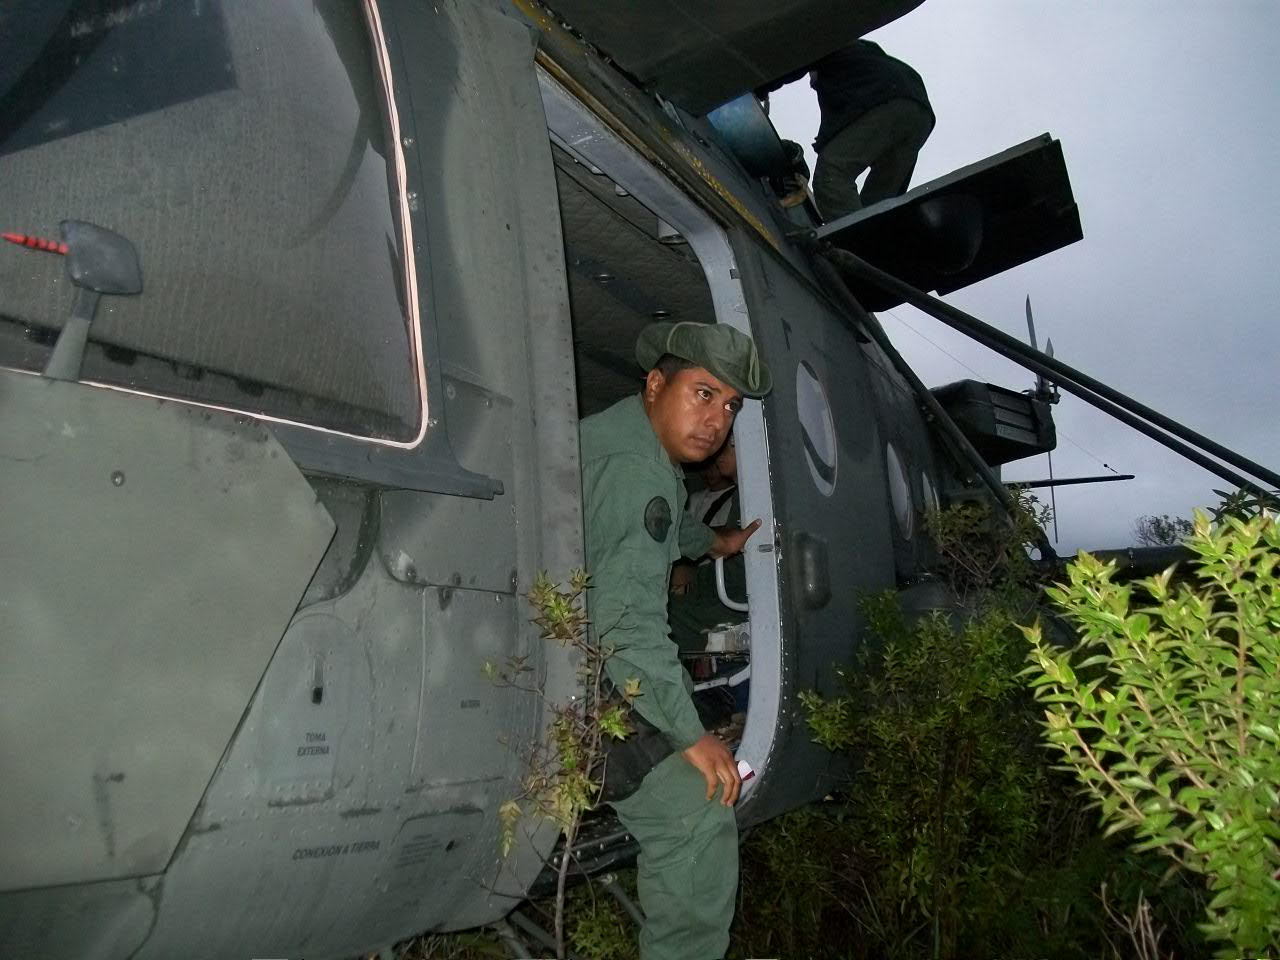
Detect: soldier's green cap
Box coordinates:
(635, 321, 772, 398)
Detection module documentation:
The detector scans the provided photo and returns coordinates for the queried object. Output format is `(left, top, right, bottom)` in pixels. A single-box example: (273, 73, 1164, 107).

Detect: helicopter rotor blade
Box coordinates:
(1029, 297, 1060, 540)
(1026, 296, 1050, 397)
(1047, 448, 1060, 542)
(1045, 337, 1060, 400)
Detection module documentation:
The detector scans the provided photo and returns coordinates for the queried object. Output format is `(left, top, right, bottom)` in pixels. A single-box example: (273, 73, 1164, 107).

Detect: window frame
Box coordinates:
(0, 0, 499, 498)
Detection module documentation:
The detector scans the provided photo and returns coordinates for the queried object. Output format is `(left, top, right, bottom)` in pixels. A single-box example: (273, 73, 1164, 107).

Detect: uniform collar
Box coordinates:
(620, 393, 684, 480)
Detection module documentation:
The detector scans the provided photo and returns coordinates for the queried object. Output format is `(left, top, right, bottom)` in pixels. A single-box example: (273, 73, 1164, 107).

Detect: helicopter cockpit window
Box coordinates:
(0, 1, 421, 441)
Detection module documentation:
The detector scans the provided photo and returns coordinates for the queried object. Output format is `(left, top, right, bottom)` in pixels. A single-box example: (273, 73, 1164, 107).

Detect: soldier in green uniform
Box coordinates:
(579, 321, 771, 960)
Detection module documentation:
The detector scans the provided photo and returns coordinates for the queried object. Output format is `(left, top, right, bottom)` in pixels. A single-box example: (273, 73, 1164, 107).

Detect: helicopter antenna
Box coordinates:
(1026, 296, 1060, 542)
(3, 231, 68, 255)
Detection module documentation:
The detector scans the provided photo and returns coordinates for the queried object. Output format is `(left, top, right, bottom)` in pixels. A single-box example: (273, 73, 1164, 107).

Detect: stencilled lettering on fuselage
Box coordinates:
(291, 839, 381, 861)
(296, 730, 330, 757)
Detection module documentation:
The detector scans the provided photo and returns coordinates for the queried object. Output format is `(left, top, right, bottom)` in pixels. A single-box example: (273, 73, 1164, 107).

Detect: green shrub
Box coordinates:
(1024, 510, 1280, 955)
(489, 569, 638, 958)
(732, 804, 867, 960)
(564, 881, 637, 960)
(793, 495, 1209, 959)
(922, 492, 1050, 603)
(799, 591, 1057, 958)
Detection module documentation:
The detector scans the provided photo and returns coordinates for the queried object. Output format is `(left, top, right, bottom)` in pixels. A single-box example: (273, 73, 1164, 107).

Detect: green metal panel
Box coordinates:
(0, 371, 334, 890)
(817, 135, 1082, 310)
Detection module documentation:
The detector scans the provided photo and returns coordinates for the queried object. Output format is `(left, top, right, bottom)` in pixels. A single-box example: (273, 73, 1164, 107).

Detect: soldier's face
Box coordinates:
(713, 436, 737, 480)
(644, 365, 742, 463)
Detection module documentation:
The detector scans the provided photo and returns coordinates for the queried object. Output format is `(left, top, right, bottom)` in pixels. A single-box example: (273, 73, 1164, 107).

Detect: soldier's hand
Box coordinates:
(709, 518, 762, 559)
(669, 563, 695, 595)
(681, 733, 741, 806)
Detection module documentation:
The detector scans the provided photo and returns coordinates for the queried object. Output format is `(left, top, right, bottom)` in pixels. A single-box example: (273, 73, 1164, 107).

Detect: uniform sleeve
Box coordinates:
(583, 455, 706, 752)
(678, 511, 716, 560)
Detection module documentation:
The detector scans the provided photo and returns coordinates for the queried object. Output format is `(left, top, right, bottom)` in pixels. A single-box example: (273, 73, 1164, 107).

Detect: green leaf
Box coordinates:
(1102, 708, 1120, 737)
(1176, 786, 1209, 814)
(1077, 654, 1112, 669)
(1249, 722, 1279, 745)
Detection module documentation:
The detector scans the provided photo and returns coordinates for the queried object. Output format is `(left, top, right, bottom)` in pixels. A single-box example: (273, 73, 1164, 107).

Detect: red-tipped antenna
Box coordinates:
(2, 232, 68, 255)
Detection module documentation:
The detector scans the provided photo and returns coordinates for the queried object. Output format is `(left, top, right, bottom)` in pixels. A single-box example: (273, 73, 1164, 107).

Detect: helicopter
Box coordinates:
(0, 0, 1118, 956)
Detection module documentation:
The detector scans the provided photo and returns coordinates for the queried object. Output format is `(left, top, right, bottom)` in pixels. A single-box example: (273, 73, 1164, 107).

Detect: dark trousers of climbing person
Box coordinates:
(812, 97, 934, 222)
(611, 752, 739, 960)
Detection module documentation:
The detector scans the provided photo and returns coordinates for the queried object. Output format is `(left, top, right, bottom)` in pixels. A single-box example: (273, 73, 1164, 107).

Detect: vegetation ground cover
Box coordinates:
(394, 498, 1277, 959)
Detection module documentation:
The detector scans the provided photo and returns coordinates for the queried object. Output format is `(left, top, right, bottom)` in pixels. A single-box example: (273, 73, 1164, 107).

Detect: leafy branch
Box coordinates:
(487, 570, 638, 959)
(924, 490, 1052, 604)
(1024, 510, 1280, 956)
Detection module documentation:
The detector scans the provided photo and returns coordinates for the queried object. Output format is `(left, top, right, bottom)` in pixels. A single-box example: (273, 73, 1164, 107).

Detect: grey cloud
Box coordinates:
(770, 0, 1280, 551)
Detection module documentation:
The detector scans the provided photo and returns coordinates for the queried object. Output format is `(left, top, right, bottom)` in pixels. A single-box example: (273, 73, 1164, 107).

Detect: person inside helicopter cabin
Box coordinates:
(759, 39, 935, 222)
(668, 434, 748, 656)
(579, 320, 771, 960)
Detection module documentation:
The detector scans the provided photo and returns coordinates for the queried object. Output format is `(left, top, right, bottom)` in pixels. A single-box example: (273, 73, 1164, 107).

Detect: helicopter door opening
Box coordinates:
(538, 71, 783, 792)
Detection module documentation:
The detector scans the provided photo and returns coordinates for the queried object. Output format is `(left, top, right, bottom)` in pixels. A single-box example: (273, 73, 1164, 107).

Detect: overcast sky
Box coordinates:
(768, 0, 1280, 552)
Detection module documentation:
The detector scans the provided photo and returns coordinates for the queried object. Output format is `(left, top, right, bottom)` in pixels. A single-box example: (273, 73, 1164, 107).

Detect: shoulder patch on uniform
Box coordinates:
(643, 496, 672, 542)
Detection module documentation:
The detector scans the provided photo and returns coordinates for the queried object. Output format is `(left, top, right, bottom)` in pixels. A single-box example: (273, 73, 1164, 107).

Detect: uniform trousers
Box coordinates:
(611, 752, 739, 960)
(812, 97, 934, 222)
